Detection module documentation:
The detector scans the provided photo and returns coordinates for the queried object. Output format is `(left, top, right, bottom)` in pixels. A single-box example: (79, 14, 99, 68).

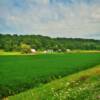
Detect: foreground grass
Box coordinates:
(7, 65, 100, 100)
(0, 53, 100, 99)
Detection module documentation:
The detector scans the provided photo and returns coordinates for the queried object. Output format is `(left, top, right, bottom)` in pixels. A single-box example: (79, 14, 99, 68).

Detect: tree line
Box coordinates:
(0, 34, 100, 52)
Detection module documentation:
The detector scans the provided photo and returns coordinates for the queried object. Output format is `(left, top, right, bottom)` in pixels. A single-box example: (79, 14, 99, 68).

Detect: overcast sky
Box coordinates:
(0, 0, 100, 39)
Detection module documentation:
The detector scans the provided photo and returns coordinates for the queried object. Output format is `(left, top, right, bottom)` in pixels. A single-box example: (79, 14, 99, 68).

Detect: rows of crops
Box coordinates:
(8, 66, 100, 100)
(0, 53, 100, 98)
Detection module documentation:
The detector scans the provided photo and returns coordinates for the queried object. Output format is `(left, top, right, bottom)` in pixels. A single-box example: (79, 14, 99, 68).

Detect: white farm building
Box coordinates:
(31, 49, 36, 53)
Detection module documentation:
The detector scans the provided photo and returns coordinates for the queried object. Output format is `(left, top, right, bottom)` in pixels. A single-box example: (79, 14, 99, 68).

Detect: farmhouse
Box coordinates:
(43, 50, 53, 53)
(47, 50, 53, 53)
(31, 49, 36, 53)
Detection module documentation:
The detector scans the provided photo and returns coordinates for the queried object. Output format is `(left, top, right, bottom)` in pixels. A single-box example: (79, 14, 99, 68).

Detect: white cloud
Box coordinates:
(0, 0, 100, 39)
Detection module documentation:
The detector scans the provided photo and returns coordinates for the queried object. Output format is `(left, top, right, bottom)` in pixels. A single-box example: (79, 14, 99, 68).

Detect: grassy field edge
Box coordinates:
(7, 65, 100, 100)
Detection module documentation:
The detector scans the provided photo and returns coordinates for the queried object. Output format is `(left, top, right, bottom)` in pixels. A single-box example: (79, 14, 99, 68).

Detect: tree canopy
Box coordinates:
(0, 34, 100, 52)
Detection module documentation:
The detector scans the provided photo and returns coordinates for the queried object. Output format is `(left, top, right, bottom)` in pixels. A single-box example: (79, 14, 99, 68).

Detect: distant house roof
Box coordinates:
(31, 49, 36, 53)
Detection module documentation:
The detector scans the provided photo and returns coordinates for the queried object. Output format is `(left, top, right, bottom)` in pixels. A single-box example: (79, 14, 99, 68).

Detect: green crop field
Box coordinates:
(0, 53, 100, 99)
(8, 65, 100, 100)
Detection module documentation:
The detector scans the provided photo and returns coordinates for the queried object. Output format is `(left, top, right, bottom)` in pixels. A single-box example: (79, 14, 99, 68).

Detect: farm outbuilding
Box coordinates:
(31, 49, 36, 53)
